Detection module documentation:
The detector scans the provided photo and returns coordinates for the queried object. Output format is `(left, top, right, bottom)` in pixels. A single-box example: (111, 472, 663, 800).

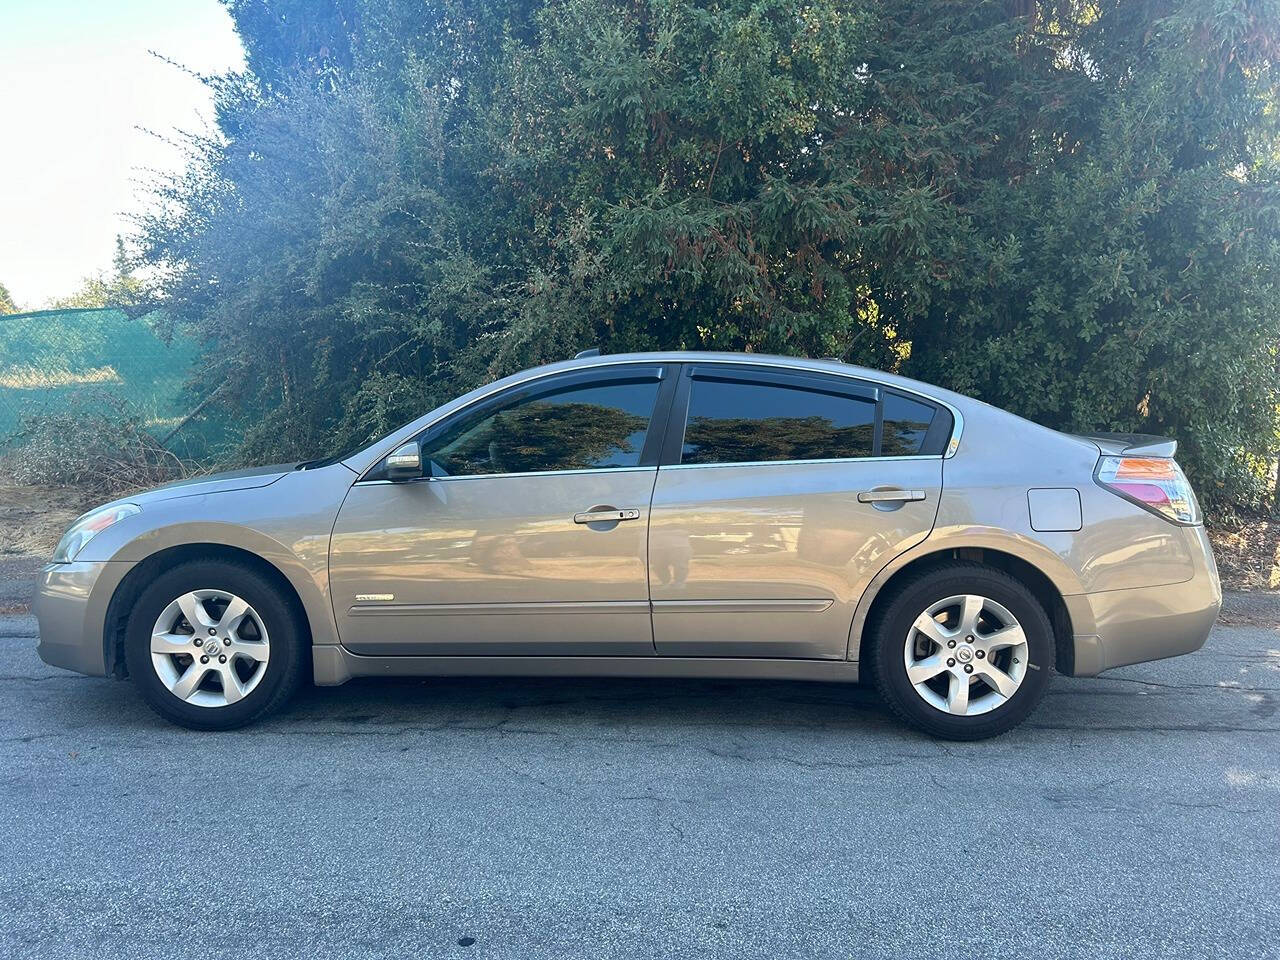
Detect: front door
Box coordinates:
(648, 365, 947, 659)
(329, 366, 669, 656)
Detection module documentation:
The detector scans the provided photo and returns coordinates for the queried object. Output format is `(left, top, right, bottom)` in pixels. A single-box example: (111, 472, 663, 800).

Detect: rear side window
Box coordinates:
(680, 378, 876, 465)
(881, 392, 938, 456)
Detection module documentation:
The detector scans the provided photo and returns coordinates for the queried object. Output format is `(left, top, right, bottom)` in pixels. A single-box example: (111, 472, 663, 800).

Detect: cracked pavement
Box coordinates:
(2, 603, 1279, 959)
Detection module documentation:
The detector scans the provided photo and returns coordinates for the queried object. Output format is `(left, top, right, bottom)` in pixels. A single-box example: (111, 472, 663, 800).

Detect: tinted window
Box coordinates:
(881, 393, 937, 457)
(681, 378, 875, 465)
(423, 378, 660, 476)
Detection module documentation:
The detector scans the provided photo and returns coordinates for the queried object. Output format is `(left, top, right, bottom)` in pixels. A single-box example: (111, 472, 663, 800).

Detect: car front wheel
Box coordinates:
(123, 559, 305, 730)
(868, 563, 1054, 740)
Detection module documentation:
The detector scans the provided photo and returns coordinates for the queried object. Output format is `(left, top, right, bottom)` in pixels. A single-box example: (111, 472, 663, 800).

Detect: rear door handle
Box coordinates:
(573, 508, 642, 524)
(857, 489, 925, 503)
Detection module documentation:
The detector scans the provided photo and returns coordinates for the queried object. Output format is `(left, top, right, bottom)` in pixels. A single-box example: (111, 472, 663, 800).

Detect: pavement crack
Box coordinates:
(1163, 800, 1263, 814)
(765, 751, 940, 771)
(0, 674, 91, 683)
(1028, 722, 1280, 734)
(1096, 676, 1280, 693)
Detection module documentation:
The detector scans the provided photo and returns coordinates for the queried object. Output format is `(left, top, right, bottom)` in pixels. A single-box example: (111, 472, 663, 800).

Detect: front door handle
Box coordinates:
(573, 507, 642, 524)
(857, 489, 925, 503)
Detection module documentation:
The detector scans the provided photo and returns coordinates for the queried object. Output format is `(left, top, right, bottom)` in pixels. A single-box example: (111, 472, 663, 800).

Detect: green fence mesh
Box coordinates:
(0, 308, 220, 459)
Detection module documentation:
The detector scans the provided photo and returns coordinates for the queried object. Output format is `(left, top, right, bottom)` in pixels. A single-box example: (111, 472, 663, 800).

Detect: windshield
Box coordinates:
(295, 445, 365, 470)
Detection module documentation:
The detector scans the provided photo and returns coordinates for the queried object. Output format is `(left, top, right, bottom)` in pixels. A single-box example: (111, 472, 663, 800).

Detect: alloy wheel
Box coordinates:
(150, 589, 271, 708)
(902, 593, 1029, 717)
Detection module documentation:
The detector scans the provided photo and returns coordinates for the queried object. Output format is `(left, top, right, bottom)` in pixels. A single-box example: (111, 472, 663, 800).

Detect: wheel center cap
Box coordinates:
(204, 639, 222, 657)
(955, 645, 974, 664)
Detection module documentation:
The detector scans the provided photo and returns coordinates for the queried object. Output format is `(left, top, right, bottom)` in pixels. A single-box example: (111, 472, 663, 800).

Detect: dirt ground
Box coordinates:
(0, 483, 97, 613)
(0, 483, 1275, 615)
(1207, 513, 1280, 592)
(0, 483, 97, 556)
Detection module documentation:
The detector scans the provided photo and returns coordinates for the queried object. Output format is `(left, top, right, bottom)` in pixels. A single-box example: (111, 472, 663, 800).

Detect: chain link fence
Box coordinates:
(0, 308, 222, 461)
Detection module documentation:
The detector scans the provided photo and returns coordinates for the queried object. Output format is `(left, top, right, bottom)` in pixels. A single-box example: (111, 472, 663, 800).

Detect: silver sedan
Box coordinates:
(34, 351, 1220, 739)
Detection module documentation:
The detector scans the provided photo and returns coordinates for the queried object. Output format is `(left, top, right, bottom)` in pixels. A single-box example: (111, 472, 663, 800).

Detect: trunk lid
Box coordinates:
(1073, 432, 1177, 459)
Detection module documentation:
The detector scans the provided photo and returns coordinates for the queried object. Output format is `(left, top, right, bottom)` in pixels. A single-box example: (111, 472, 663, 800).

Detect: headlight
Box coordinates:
(52, 504, 141, 563)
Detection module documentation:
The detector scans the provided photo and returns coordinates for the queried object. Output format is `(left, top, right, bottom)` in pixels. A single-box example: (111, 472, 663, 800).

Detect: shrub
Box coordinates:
(6, 397, 194, 497)
(136, 0, 1280, 511)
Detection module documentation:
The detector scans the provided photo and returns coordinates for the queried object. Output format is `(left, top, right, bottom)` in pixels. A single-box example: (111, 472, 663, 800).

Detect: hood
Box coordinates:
(125, 463, 296, 505)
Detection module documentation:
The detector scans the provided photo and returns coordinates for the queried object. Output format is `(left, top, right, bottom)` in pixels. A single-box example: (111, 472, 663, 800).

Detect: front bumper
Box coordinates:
(34, 561, 134, 677)
(1066, 525, 1222, 677)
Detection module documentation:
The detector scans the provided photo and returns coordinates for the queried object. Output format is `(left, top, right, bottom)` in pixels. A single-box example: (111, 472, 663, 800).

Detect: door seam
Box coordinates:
(645, 466, 660, 653)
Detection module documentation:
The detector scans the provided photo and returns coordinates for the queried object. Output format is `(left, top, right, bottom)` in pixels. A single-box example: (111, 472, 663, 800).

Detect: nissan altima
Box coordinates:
(34, 351, 1220, 739)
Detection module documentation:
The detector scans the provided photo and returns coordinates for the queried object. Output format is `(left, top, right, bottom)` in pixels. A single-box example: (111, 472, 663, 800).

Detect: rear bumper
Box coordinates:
(34, 561, 133, 677)
(1067, 525, 1221, 676)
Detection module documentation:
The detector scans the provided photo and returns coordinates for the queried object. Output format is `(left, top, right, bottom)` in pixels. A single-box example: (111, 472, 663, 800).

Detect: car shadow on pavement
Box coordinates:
(285, 674, 897, 736)
(12, 615, 1275, 740)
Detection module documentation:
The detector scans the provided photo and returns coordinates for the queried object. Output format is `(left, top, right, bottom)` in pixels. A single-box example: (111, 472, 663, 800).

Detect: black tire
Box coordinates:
(868, 563, 1054, 741)
(123, 559, 306, 730)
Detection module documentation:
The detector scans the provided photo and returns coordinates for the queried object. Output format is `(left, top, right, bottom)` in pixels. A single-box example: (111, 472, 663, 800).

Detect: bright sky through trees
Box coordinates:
(0, 0, 243, 307)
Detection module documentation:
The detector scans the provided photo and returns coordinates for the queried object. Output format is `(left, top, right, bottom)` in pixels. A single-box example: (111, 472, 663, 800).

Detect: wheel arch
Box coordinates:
(102, 542, 317, 680)
(848, 540, 1086, 678)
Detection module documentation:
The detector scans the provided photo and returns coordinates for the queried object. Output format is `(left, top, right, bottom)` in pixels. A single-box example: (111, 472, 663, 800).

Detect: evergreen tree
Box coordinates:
(136, 0, 1280, 508)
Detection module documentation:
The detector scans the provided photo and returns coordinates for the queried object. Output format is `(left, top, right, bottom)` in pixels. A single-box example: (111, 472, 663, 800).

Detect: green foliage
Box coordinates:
(0, 282, 16, 315)
(46, 238, 144, 310)
(137, 0, 1280, 509)
(684, 416, 875, 464)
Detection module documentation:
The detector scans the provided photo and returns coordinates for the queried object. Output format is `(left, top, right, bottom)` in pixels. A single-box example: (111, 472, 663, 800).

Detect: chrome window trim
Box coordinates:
(354, 465, 658, 486)
(671, 358, 963, 459)
(662, 454, 944, 472)
(353, 355, 964, 481)
(673, 358, 965, 460)
(354, 454, 947, 484)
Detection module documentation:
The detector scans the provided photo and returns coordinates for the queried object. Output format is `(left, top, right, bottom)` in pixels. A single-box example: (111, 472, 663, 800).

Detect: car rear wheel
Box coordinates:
(123, 560, 305, 730)
(868, 563, 1054, 740)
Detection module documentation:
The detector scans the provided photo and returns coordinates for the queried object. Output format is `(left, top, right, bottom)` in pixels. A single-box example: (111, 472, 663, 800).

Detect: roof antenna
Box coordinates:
(574, 347, 602, 359)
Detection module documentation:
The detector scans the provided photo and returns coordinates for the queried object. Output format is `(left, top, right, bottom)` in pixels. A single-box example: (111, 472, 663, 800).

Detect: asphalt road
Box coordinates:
(2, 604, 1278, 960)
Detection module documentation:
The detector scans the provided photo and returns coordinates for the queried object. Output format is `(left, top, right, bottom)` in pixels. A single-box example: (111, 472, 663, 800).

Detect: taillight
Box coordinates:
(1095, 456, 1200, 524)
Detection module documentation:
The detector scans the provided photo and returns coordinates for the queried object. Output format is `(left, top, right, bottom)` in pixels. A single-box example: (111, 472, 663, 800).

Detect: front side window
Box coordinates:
(680, 377, 876, 465)
(422, 377, 660, 476)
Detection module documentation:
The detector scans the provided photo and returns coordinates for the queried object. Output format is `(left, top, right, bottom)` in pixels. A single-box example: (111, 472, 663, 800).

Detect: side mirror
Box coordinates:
(385, 442, 423, 481)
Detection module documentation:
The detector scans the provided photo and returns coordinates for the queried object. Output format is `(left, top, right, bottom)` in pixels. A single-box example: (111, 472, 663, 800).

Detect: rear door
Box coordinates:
(329, 364, 673, 656)
(648, 364, 947, 659)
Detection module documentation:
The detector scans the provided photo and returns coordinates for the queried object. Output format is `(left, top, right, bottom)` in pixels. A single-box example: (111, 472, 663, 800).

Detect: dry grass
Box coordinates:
(0, 365, 121, 389)
(0, 482, 99, 556)
(5, 402, 197, 499)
